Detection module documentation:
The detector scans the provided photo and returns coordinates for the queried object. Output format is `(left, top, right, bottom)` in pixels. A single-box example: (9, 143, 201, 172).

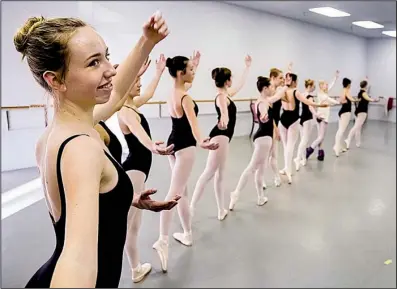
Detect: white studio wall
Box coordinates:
(0, 1, 383, 172)
(366, 39, 396, 123)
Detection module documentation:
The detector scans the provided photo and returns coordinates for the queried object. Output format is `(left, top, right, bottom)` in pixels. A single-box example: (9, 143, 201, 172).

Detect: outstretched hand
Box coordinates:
(142, 11, 170, 45)
(133, 189, 181, 212)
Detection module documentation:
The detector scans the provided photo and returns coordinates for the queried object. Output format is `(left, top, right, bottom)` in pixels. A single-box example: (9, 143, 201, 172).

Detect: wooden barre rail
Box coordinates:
(1, 96, 392, 110)
(0, 98, 257, 110)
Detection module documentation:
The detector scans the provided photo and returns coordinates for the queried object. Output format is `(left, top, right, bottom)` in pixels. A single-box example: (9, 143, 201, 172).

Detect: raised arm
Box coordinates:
(93, 12, 169, 124)
(216, 93, 229, 129)
(184, 51, 201, 91)
(133, 54, 166, 108)
(228, 55, 252, 97)
(50, 136, 104, 287)
(328, 70, 339, 92)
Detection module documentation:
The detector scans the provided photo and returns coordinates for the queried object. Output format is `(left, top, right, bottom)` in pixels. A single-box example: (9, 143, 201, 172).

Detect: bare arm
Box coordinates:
(295, 90, 324, 107)
(362, 91, 376, 102)
(228, 55, 252, 97)
(217, 93, 229, 127)
(258, 101, 269, 121)
(119, 110, 155, 152)
(346, 92, 359, 102)
(133, 54, 166, 108)
(51, 137, 103, 287)
(267, 86, 288, 103)
(93, 12, 169, 124)
(182, 96, 204, 143)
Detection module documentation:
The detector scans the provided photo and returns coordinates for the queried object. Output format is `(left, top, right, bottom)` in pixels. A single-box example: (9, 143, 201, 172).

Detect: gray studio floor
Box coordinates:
(2, 121, 396, 288)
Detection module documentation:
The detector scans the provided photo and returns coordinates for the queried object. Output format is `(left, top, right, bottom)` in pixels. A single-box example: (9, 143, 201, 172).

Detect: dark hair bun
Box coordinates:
(211, 68, 220, 80)
(166, 57, 173, 68)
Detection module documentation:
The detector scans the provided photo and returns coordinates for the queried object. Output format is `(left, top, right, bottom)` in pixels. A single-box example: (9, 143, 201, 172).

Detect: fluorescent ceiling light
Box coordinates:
(352, 21, 384, 29)
(309, 7, 350, 18)
(382, 31, 396, 37)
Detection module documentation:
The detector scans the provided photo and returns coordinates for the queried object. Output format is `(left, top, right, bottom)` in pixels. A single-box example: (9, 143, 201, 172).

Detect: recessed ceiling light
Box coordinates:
(309, 7, 350, 18)
(352, 21, 384, 29)
(382, 30, 396, 37)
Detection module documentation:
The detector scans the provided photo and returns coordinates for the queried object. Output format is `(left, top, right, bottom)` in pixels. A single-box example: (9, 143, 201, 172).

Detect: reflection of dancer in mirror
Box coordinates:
(229, 77, 288, 210)
(345, 78, 379, 149)
(153, 52, 219, 273)
(279, 73, 328, 183)
(333, 77, 359, 156)
(262, 67, 287, 189)
(294, 79, 321, 170)
(190, 55, 251, 221)
(306, 71, 340, 161)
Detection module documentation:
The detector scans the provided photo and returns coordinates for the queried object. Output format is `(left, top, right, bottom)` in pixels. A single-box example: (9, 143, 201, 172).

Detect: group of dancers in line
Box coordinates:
(14, 11, 380, 288)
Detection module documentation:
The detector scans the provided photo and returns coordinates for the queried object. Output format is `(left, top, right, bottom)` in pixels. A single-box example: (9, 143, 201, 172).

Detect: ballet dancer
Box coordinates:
(333, 78, 360, 156)
(190, 55, 252, 221)
(152, 55, 219, 273)
(293, 79, 321, 170)
(262, 67, 286, 189)
(94, 60, 151, 164)
(306, 71, 340, 161)
(345, 79, 379, 149)
(229, 77, 288, 210)
(15, 12, 178, 288)
(279, 73, 328, 183)
(117, 53, 177, 283)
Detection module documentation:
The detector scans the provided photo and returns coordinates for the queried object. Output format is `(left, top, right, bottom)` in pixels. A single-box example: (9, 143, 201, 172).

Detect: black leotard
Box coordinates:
(280, 89, 300, 129)
(272, 99, 282, 126)
(209, 95, 237, 141)
(167, 95, 199, 153)
(355, 90, 369, 115)
(26, 134, 134, 288)
(338, 94, 352, 117)
(253, 101, 274, 141)
(98, 121, 123, 163)
(121, 106, 152, 181)
(300, 94, 314, 125)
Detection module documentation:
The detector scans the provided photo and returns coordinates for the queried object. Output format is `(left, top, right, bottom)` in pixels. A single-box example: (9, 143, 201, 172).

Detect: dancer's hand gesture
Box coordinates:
(142, 11, 170, 45)
(335, 70, 340, 78)
(245, 55, 252, 67)
(133, 189, 180, 212)
(200, 137, 219, 150)
(151, 141, 174, 155)
(156, 54, 166, 73)
(191, 50, 201, 68)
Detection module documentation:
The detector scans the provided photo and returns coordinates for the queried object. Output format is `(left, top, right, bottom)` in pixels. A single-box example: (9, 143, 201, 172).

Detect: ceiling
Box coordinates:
(225, 1, 396, 38)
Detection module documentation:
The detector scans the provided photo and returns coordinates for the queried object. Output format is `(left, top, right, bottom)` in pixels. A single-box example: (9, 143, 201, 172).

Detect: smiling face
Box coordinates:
(60, 26, 116, 106)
